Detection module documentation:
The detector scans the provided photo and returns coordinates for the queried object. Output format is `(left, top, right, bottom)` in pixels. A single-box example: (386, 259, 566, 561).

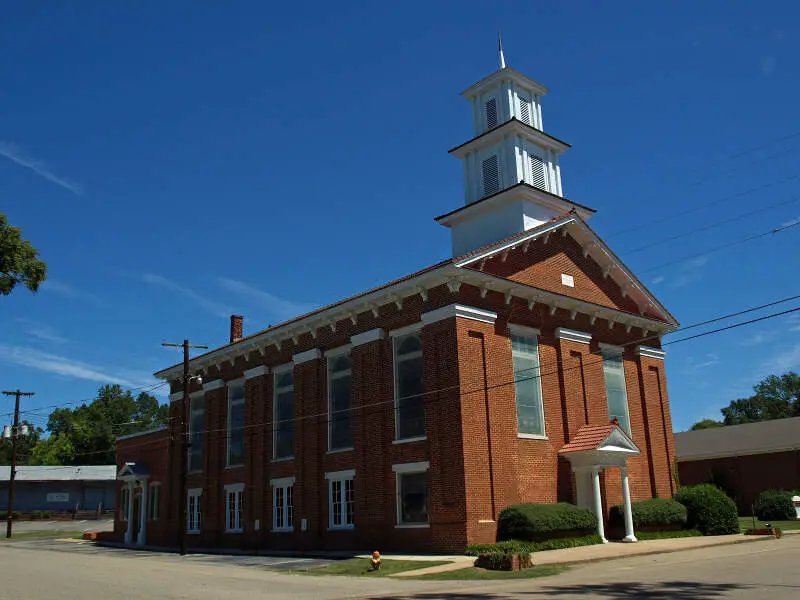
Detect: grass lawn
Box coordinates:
(410, 564, 570, 580)
(739, 517, 800, 531)
(1, 530, 83, 541)
(298, 558, 448, 576)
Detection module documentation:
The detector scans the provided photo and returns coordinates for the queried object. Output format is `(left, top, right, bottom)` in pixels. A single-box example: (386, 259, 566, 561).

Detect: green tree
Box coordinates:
(32, 384, 168, 466)
(0, 212, 47, 295)
(0, 420, 44, 465)
(690, 419, 723, 431)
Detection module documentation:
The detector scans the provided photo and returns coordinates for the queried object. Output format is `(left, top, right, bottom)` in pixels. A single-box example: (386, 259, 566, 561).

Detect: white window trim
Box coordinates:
(510, 331, 547, 438)
(187, 488, 202, 534)
(270, 478, 295, 533)
(601, 348, 632, 435)
(326, 470, 355, 530)
(325, 343, 353, 357)
(389, 322, 423, 338)
(392, 331, 425, 442)
(555, 327, 592, 345)
(393, 462, 430, 528)
(273, 365, 294, 461)
(224, 483, 245, 534)
(147, 482, 161, 521)
(226, 378, 246, 468)
(327, 350, 353, 453)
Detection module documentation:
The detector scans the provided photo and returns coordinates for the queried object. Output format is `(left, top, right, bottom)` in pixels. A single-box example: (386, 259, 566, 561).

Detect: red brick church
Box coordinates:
(114, 47, 678, 553)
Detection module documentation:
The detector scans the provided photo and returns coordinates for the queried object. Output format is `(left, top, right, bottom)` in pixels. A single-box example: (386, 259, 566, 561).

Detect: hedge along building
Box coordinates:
(114, 47, 679, 552)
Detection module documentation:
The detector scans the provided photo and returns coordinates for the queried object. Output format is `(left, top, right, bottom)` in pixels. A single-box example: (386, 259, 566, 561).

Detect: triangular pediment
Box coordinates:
(117, 463, 148, 480)
(455, 216, 677, 326)
(598, 428, 640, 454)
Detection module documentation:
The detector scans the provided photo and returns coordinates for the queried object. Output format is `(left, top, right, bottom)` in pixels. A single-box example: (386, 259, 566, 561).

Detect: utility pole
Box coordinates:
(2, 389, 34, 539)
(162, 340, 206, 556)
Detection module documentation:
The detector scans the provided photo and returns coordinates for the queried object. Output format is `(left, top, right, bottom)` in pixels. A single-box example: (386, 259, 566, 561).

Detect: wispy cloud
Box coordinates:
(664, 256, 709, 289)
(759, 344, 800, 375)
(143, 273, 231, 318)
(788, 314, 800, 332)
(0, 141, 82, 195)
(781, 216, 800, 228)
(28, 327, 68, 344)
(0, 345, 154, 387)
(41, 280, 101, 304)
(215, 277, 316, 322)
(651, 276, 665, 285)
(739, 329, 780, 347)
(682, 352, 721, 374)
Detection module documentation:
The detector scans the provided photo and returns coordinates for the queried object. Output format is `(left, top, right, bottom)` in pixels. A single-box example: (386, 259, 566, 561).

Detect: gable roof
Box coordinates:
(560, 423, 640, 454)
(675, 417, 800, 461)
(455, 214, 679, 327)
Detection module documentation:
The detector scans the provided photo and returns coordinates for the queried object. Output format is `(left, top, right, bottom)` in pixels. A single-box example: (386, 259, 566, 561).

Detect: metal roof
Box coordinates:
(0, 465, 117, 482)
(675, 416, 800, 461)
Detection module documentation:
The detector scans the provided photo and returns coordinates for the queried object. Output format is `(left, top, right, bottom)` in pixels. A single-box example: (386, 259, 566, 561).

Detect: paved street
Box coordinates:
(0, 534, 797, 599)
(0, 518, 113, 536)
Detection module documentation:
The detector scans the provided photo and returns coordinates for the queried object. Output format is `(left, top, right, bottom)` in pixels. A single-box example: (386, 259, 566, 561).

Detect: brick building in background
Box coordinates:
(115, 49, 679, 553)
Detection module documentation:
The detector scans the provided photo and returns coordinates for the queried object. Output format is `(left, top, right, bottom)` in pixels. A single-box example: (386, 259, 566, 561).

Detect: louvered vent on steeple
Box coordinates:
(485, 98, 498, 129)
(482, 154, 500, 196)
(528, 150, 547, 190)
(519, 97, 531, 126)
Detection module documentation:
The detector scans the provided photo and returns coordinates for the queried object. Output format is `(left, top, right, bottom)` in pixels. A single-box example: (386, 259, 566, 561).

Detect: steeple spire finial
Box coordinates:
(498, 32, 506, 69)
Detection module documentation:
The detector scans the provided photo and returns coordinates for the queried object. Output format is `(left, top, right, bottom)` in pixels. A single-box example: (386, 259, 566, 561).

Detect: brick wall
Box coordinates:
(116, 238, 675, 553)
(678, 451, 800, 515)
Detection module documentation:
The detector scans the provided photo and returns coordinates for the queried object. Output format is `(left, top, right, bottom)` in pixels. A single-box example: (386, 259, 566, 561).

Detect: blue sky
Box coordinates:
(2, 1, 799, 432)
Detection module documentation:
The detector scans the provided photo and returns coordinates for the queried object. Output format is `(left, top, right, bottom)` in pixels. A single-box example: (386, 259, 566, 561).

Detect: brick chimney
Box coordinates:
(230, 315, 244, 343)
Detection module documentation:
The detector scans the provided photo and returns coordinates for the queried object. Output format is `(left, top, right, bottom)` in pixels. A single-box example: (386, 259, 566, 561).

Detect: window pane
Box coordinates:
(331, 480, 342, 526)
(330, 375, 351, 413)
(331, 355, 351, 373)
(603, 352, 631, 433)
(512, 335, 544, 436)
(397, 353, 425, 439)
(276, 390, 293, 421)
(345, 479, 354, 526)
(330, 412, 353, 450)
(400, 472, 428, 524)
(275, 425, 294, 459)
(189, 397, 205, 472)
(228, 397, 245, 466)
(397, 333, 422, 355)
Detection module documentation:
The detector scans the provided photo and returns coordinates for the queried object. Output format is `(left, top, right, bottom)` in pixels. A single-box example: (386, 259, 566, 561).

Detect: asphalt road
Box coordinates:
(0, 534, 797, 599)
(0, 517, 113, 535)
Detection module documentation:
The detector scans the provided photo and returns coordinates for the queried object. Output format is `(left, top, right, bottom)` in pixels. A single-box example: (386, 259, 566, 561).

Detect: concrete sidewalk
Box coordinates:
(391, 532, 780, 577)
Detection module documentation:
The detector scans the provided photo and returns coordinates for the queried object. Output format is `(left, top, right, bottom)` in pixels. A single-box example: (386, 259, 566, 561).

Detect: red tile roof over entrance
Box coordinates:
(559, 423, 619, 453)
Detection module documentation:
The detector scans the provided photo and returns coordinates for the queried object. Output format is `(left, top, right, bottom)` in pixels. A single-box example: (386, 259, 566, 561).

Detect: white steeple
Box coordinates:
(436, 41, 595, 256)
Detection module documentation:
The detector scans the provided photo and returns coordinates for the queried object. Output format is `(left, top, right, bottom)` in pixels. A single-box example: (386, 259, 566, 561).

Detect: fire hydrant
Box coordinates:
(370, 551, 382, 571)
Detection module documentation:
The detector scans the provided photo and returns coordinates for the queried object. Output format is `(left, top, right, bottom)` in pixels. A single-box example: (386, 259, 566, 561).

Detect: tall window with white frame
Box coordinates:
(602, 349, 631, 434)
(227, 380, 245, 467)
(511, 330, 546, 437)
(147, 483, 161, 521)
(187, 488, 202, 533)
(327, 471, 355, 529)
(395, 464, 429, 526)
(188, 395, 205, 472)
(273, 368, 294, 460)
(393, 332, 425, 441)
(224, 484, 244, 533)
(271, 478, 294, 532)
(328, 353, 353, 451)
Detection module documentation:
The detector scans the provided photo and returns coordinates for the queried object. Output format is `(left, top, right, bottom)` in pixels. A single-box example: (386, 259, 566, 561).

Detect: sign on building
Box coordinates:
(46, 492, 70, 503)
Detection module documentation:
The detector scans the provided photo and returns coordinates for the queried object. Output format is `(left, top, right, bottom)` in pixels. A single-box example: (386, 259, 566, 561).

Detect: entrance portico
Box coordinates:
(117, 462, 149, 547)
(560, 422, 641, 543)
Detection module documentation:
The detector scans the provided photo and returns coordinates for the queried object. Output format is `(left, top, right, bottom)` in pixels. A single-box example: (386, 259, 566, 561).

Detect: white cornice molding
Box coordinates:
(599, 342, 624, 353)
(555, 328, 592, 345)
(293, 348, 322, 364)
(389, 322, 424, 338)
(202, 379, 225, 391)
(392, 461, 430, 473)
(508, 323, 541, 337)
(244, 365, 269, 379)
(324, 469, 356, 480)
(421, 304, 498, 326)
(351, 328, 387, 347)
(637, 346, 666, 360)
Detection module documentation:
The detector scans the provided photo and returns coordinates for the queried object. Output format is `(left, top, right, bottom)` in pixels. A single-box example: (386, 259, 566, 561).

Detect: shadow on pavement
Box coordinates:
(366, 581, 747, 600)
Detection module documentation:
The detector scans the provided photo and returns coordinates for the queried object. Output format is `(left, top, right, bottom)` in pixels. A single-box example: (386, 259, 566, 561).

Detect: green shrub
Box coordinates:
(0, 511, 21, 520)
(497, 503, 598, 542)
(675, 484, 739, 536)
(474, 552, 533, 571)
(609, 498, 687, 530)
(755, 490, 796, 521)
(465, 535, 603, 556)
(634, 530, 703, 540)
(30, 510, 44, 520)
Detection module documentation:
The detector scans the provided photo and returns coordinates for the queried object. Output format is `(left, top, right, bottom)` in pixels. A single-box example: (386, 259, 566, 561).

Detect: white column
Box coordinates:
(621, 467, 637, 542)
(137, 483, 148, 546)
(124, 482, 134, 545)
(591, 468, 607, 543)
